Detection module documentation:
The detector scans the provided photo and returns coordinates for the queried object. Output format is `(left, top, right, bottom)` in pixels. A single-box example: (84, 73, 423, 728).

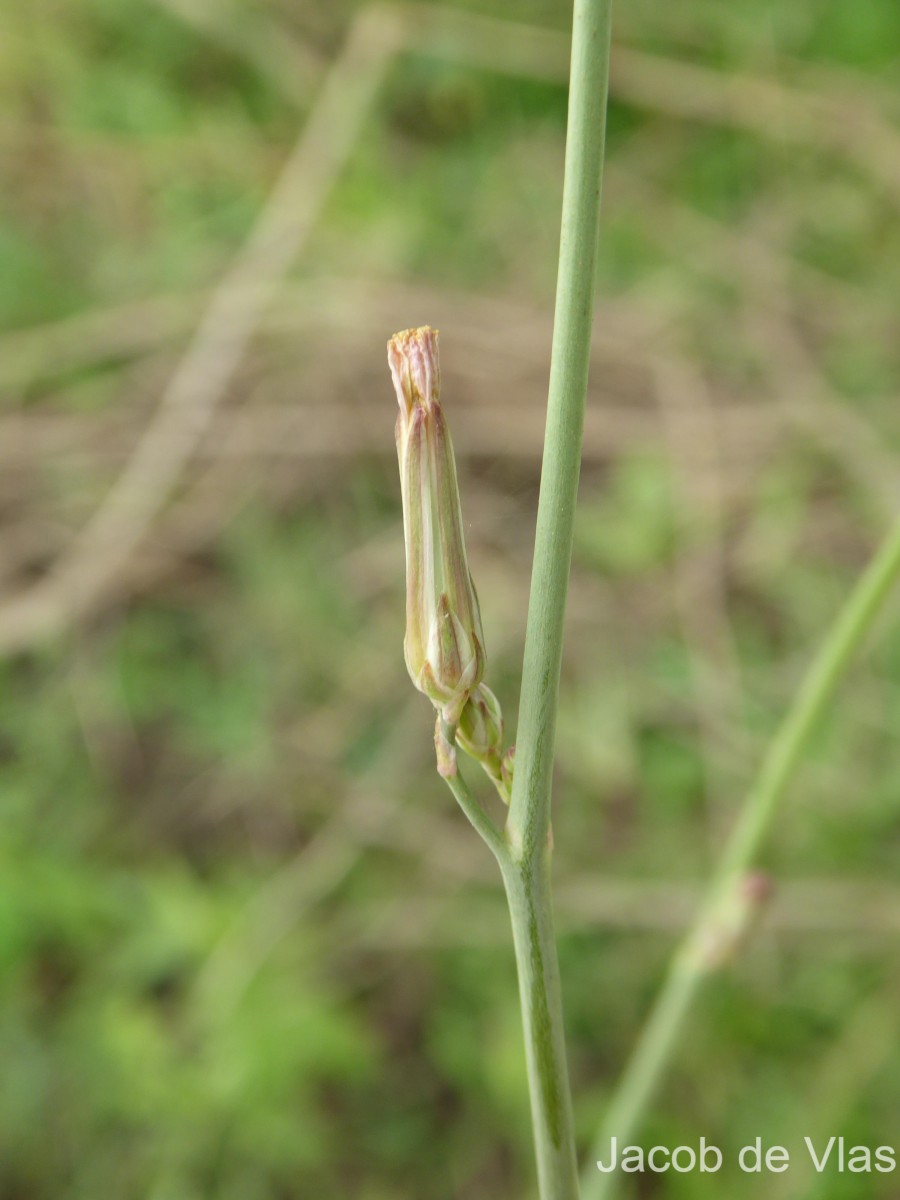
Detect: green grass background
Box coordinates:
(1, 0, 899, 1196)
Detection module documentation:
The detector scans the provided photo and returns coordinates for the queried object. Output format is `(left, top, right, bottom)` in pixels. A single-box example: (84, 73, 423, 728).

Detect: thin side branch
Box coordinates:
(584, 512, 900, 1199)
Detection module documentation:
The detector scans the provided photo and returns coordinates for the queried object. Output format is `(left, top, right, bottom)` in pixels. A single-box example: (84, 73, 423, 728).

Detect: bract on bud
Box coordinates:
(501, 745, 515, 794)
(390, 326, 485, 724)
(456, 683, 504, 782)
(434, 716, 457, 779)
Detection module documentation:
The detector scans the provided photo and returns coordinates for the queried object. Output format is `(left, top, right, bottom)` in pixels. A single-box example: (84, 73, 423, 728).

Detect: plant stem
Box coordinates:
(439, 720, 509, 865)
(499, 1, 613, 1196)
(507, 0, 612, 865)
(500, 851, 580, 1197)
(583, 512, 900, 1200)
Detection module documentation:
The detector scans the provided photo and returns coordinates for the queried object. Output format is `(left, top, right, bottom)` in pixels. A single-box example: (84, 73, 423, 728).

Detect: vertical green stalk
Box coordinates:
(508, 0, 612, 861)
(503, 1, 613, 1197)
(582, 512, 900, 1200)
(499, 853, 581, 1199)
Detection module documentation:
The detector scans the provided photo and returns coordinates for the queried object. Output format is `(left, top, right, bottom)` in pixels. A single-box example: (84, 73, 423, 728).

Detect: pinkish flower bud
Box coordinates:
(390, 326, 485, 724)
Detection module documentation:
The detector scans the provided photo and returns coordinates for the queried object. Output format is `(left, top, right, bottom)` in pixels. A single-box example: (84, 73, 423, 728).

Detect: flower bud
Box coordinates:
(390, 326, 485, 724)
(456, 683, 504, 781)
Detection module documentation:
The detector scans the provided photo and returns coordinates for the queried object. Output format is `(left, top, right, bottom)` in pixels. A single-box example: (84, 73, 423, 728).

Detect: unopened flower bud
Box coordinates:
(456, 683, 504, 779)
(390, 326, 485, 724)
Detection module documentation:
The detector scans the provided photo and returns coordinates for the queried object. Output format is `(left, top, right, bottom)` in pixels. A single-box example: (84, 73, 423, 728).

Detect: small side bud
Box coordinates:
(695, 870, 774, 971)
(456, 683, 504, 783)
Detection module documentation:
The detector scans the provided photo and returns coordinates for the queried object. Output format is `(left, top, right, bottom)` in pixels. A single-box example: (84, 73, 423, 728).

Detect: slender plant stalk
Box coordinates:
(507, 0, 612, 864)
(439, 720, 509, 864)
(497, 851, 580, 1199)
(582, 512, 900, 1200)
(497, 1, 613, 1197)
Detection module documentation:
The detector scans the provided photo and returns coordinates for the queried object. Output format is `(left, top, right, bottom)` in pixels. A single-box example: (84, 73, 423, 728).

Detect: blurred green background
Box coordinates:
(1, 0, 899, 1196)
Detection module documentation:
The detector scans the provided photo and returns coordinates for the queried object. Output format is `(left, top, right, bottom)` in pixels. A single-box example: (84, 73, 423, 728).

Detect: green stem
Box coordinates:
(501, 851, 580, 1199)
(441, 761, 580, 1199)
(583, 512, 900, 1200)
(507, 0, 612, 864)
(439, 720, 509, 865)
(500, 1, 612, 1197)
